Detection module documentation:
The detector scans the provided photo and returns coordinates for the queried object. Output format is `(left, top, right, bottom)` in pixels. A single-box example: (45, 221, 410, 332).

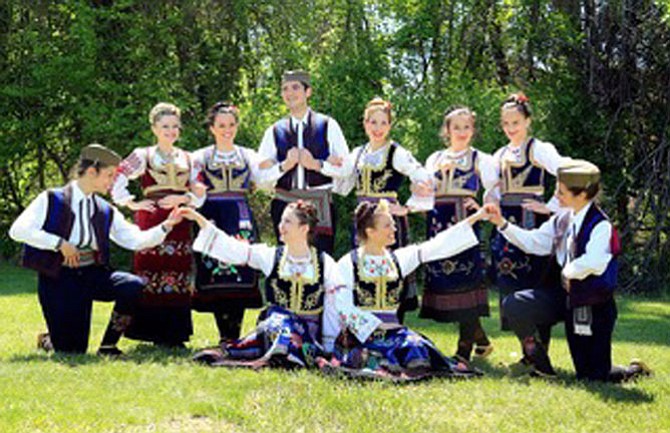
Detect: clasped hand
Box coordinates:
(283, 148, 324, 172)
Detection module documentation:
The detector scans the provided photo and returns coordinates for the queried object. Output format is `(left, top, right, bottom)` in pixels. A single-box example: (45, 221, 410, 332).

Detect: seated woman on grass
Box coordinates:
(324, 200, 487, 380)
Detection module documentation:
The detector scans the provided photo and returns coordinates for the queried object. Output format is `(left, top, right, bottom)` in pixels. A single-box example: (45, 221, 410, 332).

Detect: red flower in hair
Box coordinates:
(517, 94, 529, 104)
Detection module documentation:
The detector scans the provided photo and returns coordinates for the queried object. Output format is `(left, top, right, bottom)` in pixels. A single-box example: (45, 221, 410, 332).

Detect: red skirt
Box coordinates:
(133, 204, 194, 307)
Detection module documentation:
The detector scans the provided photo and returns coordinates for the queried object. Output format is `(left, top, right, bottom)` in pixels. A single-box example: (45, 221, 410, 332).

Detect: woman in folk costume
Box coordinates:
(485, 159, 651, 381)
(488, 92, 564, 333)
(184, 201, 357, 368)
(419, 106, 497, 361)
(325, 199, 487, 380)
(190, 102, 279, 344)
(335, 97, 434, 322)
(111, 102, 203, 347)
(9, 144, 182, 356)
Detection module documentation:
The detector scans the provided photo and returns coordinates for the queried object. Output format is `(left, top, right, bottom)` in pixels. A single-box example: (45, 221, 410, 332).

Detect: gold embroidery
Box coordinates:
(144, 148, 190, 195)
(204, 147, 250, 194)
(356, 144, 398, 198)
(501, 139, 545, 194)
(271, 279, 290, 307)
(435, 149, 477, 197)
(145, 163, 190, 195)
(275, 247, 324, 315)
(355, 249, 402, 311)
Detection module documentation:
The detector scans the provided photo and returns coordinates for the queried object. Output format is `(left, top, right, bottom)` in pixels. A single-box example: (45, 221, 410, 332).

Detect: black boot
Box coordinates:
(98, 311, 132, 357)
(523, 336, 556, 378)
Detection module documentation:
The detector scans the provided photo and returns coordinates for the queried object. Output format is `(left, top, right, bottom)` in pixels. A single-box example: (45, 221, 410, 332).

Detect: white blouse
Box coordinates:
(190, 145, 280, 192)
(192, 223, 381, 350)
(111, 146, 204, 207)
(500, 202, 613, 281)
(9, 181, 168, 252)
(334, 142, 433, 196)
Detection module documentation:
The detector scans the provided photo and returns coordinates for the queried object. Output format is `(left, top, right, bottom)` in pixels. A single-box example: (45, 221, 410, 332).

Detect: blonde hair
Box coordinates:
(149, 102, 181, 125)
(364, 97, 393, 123)
(441, 105, 477, 140)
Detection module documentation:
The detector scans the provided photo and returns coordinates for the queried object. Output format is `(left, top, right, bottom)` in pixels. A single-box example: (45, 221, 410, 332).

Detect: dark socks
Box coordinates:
(214, 309, 244, 343)
(100, 311, 132, 348)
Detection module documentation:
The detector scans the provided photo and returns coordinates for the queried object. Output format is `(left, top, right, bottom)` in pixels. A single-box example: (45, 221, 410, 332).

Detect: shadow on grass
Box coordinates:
(560, 376, 655, 404)
(7, 344, 195, 366)
(122, 343, 195, 365)
(9, 352, 105, 366)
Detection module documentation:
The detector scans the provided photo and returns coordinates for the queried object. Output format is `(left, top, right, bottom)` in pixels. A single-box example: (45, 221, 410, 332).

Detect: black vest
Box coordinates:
(21, 185, 114, 278)
(565, 205, 619, 307)
(350, 249, 405, 311)
(273, 110, 331, 190)
(355, 142, 405, 199)
(264, 246, 325, 314)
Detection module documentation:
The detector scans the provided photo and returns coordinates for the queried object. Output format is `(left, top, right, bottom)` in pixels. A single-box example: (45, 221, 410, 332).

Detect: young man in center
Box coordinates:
(258, 70, 351, 254)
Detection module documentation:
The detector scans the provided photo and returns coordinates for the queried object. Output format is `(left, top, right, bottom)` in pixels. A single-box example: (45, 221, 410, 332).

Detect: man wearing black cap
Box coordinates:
(258, 70, 351, 253)
(9, 144, 182, 355)
(484, 159, 651, 381)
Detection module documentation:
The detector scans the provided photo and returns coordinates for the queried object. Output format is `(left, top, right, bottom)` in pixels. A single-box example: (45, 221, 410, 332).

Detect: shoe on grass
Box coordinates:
(474, 344, 494, 358)
(37, 332, 53, 352)
(97, 346, 125, 358)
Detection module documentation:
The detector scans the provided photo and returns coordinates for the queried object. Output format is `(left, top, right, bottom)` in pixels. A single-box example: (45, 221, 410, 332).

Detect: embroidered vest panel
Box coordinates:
(351, 249, 404, 310)
(264, 246, 325, 314)
(273, 112, 331, 189)
(569, 205, 618, 307)
(434, 148, 480, 197)
(355, 142, 404, 198)
(141, 148, 191, 196)
(501, 139, 546, 195)
(201, 147, 252, 194)
(21, 187, 114, 278)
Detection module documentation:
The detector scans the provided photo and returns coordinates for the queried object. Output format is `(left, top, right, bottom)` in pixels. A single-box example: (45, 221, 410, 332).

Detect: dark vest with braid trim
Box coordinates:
(434, 148, 481, 197)
(273, 110, 331, 190)
(501, 138, 546, 194)
(264, 246, 326, 314)
(21, 185, 114, 279)
(567, 204, 619, 308)
(350, 249, 405, 310)
(355, 142, 405, 198)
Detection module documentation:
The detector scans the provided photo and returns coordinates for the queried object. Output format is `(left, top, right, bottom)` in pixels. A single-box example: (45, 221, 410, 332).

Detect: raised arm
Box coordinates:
(392, 145, 432, 184)
(181, 207, 276, 276)
(109, 205, 172, 251)
(394, 211, 483, 277)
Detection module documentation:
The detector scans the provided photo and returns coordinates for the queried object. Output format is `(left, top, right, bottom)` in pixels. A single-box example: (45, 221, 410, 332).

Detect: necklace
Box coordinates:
(286, 253, 311, 276)
(156, 146, 177, 163)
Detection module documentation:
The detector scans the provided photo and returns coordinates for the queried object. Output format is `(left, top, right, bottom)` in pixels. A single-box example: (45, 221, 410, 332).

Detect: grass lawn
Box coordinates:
(0, 262, 668, 433)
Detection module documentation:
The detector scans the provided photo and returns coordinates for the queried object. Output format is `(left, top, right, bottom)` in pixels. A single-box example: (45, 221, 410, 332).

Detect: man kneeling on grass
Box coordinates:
(9, 144, 182, 356)
(484, 159, 651, 382)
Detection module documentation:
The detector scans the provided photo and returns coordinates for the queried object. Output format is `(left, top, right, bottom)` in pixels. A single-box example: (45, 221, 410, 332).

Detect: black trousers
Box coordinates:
(565, 299, 617, 381)
(37, 266, 143, 353)
(270, 197, 335, 254)
(502, 288, 566, 347)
